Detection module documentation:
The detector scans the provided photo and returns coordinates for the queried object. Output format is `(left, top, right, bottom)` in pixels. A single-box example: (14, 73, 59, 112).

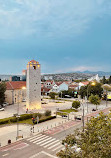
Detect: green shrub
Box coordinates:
(33, 113, 42, 119)
(10, 117, 17, 123)
(0, 118, 10, 125)
(34, 116, 56, 124)
(45, 110, 51, 116)
(49, 92, 57, 99)
(72, 101, 80, 109)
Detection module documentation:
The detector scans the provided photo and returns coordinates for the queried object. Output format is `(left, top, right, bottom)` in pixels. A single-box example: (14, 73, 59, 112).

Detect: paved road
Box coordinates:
(0, 107, 110, 158)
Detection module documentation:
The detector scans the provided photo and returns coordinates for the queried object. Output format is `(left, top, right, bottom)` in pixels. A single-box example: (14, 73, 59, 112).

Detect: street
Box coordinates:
(0, 106, 110, 158)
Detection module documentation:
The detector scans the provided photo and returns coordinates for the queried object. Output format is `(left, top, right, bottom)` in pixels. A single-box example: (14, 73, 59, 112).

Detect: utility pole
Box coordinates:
(82, 101, 85, 132)
(87, 88, 88, 113)
(106, 90, 108, 107)
(17, 91, 20, 140)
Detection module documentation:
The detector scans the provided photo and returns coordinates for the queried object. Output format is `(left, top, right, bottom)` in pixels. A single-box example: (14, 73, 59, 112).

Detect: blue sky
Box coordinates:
(0, 0, 111, 74)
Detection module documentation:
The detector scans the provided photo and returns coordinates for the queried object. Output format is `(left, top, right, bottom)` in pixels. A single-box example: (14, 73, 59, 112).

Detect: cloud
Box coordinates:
(55, 65, 107, 73)
(0, 0, 111, 39)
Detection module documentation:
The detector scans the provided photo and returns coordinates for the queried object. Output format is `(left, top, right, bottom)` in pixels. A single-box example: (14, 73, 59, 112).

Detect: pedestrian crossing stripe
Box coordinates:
(40, 138, 56, 146)
(26, 134, 64, 152)
(29, 135, 47, 142)
(33, 135, 49, 143)
(48, 142, 61, 150)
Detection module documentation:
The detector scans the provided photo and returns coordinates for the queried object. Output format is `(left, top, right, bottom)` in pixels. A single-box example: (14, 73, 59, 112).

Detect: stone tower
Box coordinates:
(26, 60, 41, 110)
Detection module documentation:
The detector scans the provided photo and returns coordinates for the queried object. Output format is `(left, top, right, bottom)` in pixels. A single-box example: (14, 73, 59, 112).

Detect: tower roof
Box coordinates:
(28, 60, 39, 64)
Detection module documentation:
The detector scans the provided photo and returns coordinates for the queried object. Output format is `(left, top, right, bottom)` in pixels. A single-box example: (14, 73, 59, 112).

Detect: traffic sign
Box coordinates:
(37, 116, 39, 124)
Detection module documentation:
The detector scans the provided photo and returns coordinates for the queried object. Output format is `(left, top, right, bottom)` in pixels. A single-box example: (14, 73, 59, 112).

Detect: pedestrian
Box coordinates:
(74, 116, 77, 121)
(30, 127, 32, 133)
(33, 126, 34, 133)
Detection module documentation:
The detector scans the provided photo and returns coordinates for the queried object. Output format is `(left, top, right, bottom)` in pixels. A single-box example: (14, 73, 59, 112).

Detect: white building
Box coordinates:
(50, 82, 68, 93)
(88, 74, 100, 82)
(26, 60, 41, 110)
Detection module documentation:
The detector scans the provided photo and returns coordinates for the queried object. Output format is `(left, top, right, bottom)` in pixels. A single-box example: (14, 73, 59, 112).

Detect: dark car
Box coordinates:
(64, 95, 71, 98)
(75, 116, 81, 120)
(62, 115, 67, 118)
(92, 108, 96, 111)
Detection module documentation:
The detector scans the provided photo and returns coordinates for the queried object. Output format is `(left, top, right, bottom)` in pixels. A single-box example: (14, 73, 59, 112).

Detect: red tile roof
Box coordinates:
(81, 81, 89, 85)
(55, 82, 63, 86)
(41, 87, 50, 92)
(6, 81, 26, 90)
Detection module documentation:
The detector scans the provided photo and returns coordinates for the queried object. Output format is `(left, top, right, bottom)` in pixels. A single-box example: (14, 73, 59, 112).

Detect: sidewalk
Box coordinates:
(0, 117, 68, 147)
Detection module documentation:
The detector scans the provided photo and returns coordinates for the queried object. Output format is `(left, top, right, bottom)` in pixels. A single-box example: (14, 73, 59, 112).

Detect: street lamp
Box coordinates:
(87, 82, 96, 113)
(60, 91, 62, 98)
(16, 86, 26, 140)
(102, 84, 111, 107)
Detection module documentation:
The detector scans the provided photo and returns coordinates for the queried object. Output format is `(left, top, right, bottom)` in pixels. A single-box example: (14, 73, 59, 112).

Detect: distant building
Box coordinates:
(10, 76, 20, 81)
(78, 81, 89, 89)
(88, 74, 100, 82)
(22, 70, 27, 81)
(50, 82, 68, 93)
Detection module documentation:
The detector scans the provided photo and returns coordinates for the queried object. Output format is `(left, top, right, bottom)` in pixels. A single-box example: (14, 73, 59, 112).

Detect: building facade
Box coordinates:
(26, 60, 41, 110)
(5, 81, 26, 104)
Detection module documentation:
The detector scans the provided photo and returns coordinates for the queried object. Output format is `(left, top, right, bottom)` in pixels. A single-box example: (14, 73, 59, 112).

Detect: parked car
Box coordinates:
(0, 108, 4, 111)
(92, 108, 96, 111)
(3, 102, 9, 107)
(75, 115, 82, 120)
(62, 115, 67, 118)
(41, 102, 47, 104)
(22, 99, 26, 102)
(64, 95, 71, 98)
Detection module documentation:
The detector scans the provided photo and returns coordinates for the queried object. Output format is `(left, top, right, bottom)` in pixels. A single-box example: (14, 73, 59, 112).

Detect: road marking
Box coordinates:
(44, 140, 59, 148)
(42, 151, 58, 158)
(27, 134, 42, 141)
(14, 143, 29, 150)
(2, 153, 9, 157)
(29, 135, 46, 142)
(40, 138, 56, 146)
(48, 142, 61, 150)
(30, 151, 57, 158)
(33, 136, 49, 143)
(37, 137, 53, 145)
(52, 144, 63, 151)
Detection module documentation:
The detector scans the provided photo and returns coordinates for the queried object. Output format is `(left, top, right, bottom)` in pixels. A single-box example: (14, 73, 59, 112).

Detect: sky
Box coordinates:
(0, 0, 111, 74)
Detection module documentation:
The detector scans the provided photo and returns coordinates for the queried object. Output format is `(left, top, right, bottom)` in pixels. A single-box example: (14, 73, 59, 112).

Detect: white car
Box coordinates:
(22, 99, 26, 102)
(3, 102, 9, 107)
(0, 108, 4, 111)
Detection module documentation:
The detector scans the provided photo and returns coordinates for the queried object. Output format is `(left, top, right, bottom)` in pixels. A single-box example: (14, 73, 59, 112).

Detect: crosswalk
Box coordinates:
(26, 134, 65, 152)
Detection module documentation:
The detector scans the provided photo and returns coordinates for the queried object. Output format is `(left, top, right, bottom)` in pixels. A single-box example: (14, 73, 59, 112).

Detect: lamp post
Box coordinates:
(86, 82, 96, 113)
(16, 90, 20, 140)
(16, 86, 26, 140)
(61, 91, 62, 98)
(102, 84, 111, 107)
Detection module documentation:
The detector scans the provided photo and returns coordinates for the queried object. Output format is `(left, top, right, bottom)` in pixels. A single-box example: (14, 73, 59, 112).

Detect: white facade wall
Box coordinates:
(58, 83, 68, 92)
(26, 61, 41, 110)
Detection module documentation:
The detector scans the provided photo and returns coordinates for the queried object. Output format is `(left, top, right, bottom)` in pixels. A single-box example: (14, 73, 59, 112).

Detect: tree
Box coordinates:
(108, 76, 111, 84)
(49, 92, 57, 99)
(79, 86, 87, 99)
(102, 76, 106, 84)
(79, 82, 103, 99)
(72, 101, 80, 109)
(57, 112, 111, 158)
(89, 94, 100, 110)
(0, 82, 6, 106)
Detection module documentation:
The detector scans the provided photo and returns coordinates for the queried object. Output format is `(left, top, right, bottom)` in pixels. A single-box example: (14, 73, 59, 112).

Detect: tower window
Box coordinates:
(33, 66, 36, 70)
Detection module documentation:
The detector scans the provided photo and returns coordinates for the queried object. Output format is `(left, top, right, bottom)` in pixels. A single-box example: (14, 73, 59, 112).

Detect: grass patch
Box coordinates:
(0, 113, 56, 126)
(19, 116, 56, 125)
(56, 109, 78, 116)
(60, 109, 78, 113)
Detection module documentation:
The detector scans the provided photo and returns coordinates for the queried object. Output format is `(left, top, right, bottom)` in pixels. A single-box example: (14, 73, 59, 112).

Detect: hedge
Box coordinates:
(34, 116, 56, 124)
(0, 113, 42, 125)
